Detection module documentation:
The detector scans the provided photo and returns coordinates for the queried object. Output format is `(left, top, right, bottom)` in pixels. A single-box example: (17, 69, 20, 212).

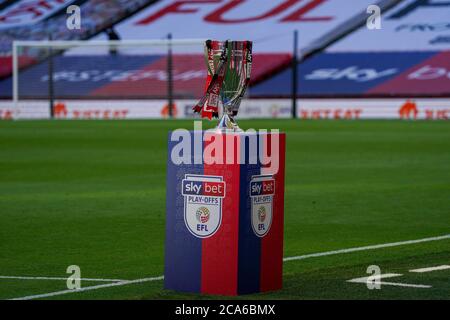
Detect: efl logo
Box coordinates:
(250, 175, 275, 237)
(182, 175, 225, 238)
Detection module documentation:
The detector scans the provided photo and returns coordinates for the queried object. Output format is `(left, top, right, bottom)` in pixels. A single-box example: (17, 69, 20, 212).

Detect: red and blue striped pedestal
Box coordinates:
(165, 131, 285, 296)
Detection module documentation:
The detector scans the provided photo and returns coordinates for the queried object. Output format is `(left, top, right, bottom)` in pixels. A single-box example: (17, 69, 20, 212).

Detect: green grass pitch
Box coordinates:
(0, 119, 449, 300)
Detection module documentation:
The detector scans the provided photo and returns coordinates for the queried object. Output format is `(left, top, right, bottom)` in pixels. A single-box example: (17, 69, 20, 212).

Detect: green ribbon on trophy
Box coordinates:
(193, 40, 253, 132)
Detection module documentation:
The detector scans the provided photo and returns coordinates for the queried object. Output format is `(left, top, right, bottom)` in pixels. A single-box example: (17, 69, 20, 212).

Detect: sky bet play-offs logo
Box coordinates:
(250, 175, 275, 237)
(182, 175, 225, 238)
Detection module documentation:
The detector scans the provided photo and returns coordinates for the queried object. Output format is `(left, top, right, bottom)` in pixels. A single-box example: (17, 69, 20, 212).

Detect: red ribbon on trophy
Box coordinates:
(193, 40, 229, 120)
(193, 40, 252, 131)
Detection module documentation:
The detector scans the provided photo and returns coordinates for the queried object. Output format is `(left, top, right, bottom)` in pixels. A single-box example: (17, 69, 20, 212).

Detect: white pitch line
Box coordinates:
(9, 233, 450, 300)
(0, 276, 125, 282)
(410, 265, 450, 273)
(283, 234, 450, 262)
(347, 274, 431, 289)
(347, 273, 402, 283)
(371, 281, 431, 289)
(10, 276, 164, 300)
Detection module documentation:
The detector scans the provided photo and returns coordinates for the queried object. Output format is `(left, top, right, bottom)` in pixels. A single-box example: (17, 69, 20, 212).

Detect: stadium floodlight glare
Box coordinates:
(12, 39, 205, 120)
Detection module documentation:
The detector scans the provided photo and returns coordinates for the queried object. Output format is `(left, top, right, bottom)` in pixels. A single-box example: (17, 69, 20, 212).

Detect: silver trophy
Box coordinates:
(193, 40, 252, 132)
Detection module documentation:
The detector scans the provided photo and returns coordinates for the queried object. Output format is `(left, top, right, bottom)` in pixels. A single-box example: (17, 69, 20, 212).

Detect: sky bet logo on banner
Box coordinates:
(182, 174, 225, 238)
(250, 52, 436, 97)
(250, 175, 275, 237)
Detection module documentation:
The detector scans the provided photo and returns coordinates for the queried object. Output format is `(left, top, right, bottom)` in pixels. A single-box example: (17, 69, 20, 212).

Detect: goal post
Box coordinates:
(12, 38, 206, 120)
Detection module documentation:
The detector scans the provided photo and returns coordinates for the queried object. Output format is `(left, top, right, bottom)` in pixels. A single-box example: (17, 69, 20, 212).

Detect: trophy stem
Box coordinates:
(216, 112, 242, 132)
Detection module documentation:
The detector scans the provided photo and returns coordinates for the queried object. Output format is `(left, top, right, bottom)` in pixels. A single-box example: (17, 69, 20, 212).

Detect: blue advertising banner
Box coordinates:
(0, 55, 162, 98)
(0, 53, 289, 99)
(250, 52, 437, 97)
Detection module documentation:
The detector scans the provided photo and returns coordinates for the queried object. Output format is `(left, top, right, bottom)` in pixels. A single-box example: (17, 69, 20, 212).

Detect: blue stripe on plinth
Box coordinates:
(237, 133, 262, 295)
(164, 131, 203, 293)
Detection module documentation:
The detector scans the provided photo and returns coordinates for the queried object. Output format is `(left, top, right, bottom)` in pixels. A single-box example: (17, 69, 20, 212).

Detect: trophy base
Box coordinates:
(216, 113, 243, 132)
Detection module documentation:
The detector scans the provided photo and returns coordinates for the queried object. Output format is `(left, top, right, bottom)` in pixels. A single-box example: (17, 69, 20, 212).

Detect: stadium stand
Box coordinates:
(0, 0, 382, 95)
(251, 0, 450, 98)
(250, 51, 450, 98)
(329, 0, 450, 52)
(0, 0, 449, 120)
(0, 0, 157, 78)
(83, 0, 378, 53)
(0, 53, 291, 99)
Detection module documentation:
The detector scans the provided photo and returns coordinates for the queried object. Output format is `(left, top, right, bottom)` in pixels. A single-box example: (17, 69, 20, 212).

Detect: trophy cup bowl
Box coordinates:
(193, 40, 252, 132)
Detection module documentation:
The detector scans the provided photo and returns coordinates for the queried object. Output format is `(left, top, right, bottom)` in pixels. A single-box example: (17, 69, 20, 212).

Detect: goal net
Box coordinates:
(12, 39, 206, 120)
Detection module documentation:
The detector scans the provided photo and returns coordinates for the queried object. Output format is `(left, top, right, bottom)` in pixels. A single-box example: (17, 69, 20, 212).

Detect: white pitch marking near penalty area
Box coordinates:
(282, 234, 450, 262)
(346, 273, 432, 289)
(409, 265, 450, 273)
(363, 281, 431, 289)
(9, 276, 165, 300)
(7, 233, 450, 300)
(347, 273, 403, 282)
(0, 276, 125, 282)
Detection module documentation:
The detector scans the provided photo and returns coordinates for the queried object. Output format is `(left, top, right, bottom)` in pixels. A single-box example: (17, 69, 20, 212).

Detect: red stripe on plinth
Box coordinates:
(260, 133, 285, 292)
(201, 133, 240, 295)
